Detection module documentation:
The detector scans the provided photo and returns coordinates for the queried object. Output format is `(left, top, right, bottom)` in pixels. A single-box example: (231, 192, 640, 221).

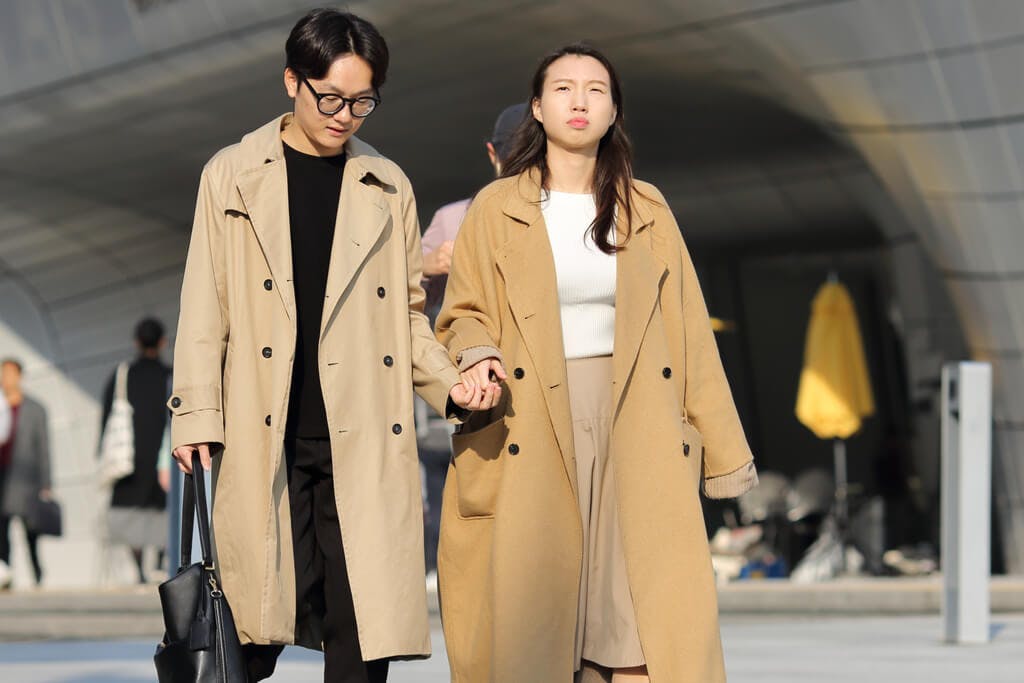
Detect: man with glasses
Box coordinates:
(168, 9, 487, 683)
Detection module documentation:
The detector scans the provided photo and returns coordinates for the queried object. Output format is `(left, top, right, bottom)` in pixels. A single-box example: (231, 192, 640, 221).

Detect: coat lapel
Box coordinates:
(230, 117, 395, 334)
(495, 171, 577, 498)
(319, 156, 392, 338)
(612, 195, 664, 412)
(236, 160, 297, 322)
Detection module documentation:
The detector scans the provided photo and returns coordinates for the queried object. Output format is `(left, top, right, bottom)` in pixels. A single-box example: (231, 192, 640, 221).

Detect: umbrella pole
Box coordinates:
(833, 438, 849, 573)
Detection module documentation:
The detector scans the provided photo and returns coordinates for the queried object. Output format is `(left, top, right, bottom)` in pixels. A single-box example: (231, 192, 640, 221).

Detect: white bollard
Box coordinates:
(940, 361, 992, 644)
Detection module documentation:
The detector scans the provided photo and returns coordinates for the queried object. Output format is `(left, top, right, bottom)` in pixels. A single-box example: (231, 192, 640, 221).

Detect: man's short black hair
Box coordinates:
(285, 9, 389, 90)
(0, 358, 22, 374)
(135, 317, 165, 350)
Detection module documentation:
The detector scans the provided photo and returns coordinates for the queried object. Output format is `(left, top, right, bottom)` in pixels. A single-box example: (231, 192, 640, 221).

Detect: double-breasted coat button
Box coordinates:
(392, 423, 402, 435)
(662, 367, 672, 379)
(170, 397, 181, 409)
(508, 443, 520, 455)
(683, 442, 691, 456)
(383, 355, 394, 367)
(377, 287, 386, 299)
(263, 279, 273, 291)
(514, 368, 525, 380)
(265, 415, 272, 426)
(262, 347, 273, 359)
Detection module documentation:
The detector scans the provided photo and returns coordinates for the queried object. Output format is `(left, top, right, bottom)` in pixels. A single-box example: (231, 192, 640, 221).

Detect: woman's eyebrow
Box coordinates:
(550, 77, 609, 86)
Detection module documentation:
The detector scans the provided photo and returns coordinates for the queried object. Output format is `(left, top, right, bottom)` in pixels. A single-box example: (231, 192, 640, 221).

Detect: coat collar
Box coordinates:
(500, 166, 656, 237)
(494, 168, 666, 497)
(229, 114, 396, 327)
(235, 113, 395, 187)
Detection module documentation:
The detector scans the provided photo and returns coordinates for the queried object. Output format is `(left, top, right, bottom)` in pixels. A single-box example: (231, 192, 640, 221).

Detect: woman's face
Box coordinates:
(532, 54, 617, 155)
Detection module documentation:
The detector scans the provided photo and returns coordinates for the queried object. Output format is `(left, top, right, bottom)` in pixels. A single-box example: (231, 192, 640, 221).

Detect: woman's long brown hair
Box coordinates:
(500, 43, 635, 254)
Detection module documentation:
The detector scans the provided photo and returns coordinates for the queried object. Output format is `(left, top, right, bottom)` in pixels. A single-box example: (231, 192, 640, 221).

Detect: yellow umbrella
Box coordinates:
(795, 279, 875, 439)
(794, 277, 875, 574)
(710, 317, 735, 333)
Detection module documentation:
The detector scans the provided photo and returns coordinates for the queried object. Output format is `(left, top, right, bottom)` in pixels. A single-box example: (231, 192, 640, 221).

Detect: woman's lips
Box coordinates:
(568, 118, 589, 129)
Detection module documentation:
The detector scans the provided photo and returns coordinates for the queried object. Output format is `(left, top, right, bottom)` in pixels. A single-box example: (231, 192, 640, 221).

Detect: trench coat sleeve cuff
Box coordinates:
(703, 461, 758, 499)
(423, 365, 469, 425)
(446, 397, 471, 423)
(170, 411, 225, 452)
(167, 387, 224, 450)
(455, 345, 503, 372)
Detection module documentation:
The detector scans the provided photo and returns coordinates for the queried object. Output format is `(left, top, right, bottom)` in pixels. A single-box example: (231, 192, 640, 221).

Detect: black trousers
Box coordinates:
(243, 438, 388, 683)
(0, 467, 43, 585)
(0, 516, 42, 584)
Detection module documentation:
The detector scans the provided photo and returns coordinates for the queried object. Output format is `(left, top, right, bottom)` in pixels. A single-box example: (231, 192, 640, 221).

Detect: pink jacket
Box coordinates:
(421, 198, 471, 312)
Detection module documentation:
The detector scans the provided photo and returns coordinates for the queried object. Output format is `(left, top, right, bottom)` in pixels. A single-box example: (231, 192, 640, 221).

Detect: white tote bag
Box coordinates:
(98, 362, 135, 485)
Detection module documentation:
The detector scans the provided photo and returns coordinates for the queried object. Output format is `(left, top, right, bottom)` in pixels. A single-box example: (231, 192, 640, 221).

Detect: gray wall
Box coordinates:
(0, 0, 1020, 581)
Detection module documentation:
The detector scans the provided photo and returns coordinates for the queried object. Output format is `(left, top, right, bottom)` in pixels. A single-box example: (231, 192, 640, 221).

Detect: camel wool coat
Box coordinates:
(168, 114, 462, 659)
(435, 170, 758, 683)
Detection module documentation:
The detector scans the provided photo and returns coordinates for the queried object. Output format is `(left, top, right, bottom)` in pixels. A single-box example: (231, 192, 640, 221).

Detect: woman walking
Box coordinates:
(435, 44, 758, 682)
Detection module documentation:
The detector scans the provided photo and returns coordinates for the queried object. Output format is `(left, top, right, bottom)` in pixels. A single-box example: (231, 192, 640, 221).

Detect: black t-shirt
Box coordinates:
(283, 142, 346, 438)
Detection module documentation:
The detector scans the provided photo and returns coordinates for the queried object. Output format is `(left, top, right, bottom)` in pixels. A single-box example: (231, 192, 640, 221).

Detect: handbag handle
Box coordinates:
(114, 362, 129, 402)
(179, 451, 214, 571)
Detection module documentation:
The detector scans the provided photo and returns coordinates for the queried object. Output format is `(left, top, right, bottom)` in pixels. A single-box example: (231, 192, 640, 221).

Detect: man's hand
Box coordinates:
(451, 358, 507, 411)
(423, 241, 455, 277)
(173, 443, 213, 474)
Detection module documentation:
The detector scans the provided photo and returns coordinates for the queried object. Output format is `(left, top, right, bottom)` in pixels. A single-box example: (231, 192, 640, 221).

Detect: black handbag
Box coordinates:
(31, 497, 62, 536)
(154, 452, 246, 682)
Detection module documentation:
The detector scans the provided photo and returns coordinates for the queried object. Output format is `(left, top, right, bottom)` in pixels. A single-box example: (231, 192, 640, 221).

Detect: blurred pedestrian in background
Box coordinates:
(417, 103, 528, 588)
(99, 317, 172, 584)
(0, 358, 52, 588)
(420, 103, 528, 319)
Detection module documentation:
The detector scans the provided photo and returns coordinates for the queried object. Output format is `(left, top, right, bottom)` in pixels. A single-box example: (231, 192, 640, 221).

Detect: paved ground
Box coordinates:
(1, 614, 1021, 682)
(2, 576, 1022, 643)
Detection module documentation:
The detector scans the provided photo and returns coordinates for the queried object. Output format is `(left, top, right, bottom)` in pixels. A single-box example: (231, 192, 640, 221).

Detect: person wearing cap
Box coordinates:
(420, 103, 528, 317)
(416, 103, 527, 584)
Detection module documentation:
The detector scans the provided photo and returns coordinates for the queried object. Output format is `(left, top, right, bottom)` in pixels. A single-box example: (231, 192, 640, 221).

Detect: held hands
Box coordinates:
(449, 358, 507, 412)
(172, 443, 212, 474)
(173, 360, 506, 464)
(423, 241, 455, 277)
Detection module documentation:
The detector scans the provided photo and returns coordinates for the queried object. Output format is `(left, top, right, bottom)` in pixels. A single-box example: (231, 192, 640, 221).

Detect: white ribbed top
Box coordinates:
(541, 190, 616, 360)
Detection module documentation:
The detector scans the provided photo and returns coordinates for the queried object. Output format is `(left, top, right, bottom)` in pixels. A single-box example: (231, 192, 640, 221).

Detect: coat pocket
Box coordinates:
(451, 418, 508, 519)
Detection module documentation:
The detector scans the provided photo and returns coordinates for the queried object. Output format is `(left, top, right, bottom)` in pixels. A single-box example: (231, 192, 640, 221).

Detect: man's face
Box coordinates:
(1, 363, 21, 395)
(283, 54, 376, 156)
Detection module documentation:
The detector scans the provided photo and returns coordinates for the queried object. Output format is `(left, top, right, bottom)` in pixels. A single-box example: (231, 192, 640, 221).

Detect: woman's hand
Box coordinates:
(452, 358, 507, 411)
(172, 443, 212, 474)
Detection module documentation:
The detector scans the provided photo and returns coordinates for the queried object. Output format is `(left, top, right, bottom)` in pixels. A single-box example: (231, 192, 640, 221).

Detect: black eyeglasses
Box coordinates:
(301, 77, 380, 118)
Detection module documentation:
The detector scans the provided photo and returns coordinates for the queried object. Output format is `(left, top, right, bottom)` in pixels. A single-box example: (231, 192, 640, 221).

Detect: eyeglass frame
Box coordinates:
(300, 76, 381, 118)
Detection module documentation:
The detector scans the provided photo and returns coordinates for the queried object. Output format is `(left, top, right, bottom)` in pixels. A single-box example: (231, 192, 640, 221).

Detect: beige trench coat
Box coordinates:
(168, 114, 461, 659)
(435, 170, 759, 682)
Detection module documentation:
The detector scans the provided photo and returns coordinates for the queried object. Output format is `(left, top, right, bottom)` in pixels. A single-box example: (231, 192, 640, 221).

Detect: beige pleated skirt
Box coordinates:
(567, 356, 645, 670)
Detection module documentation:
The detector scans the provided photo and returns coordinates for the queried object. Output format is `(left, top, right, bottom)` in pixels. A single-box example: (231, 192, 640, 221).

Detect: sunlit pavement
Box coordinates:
(1, 614, 1022, 682)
